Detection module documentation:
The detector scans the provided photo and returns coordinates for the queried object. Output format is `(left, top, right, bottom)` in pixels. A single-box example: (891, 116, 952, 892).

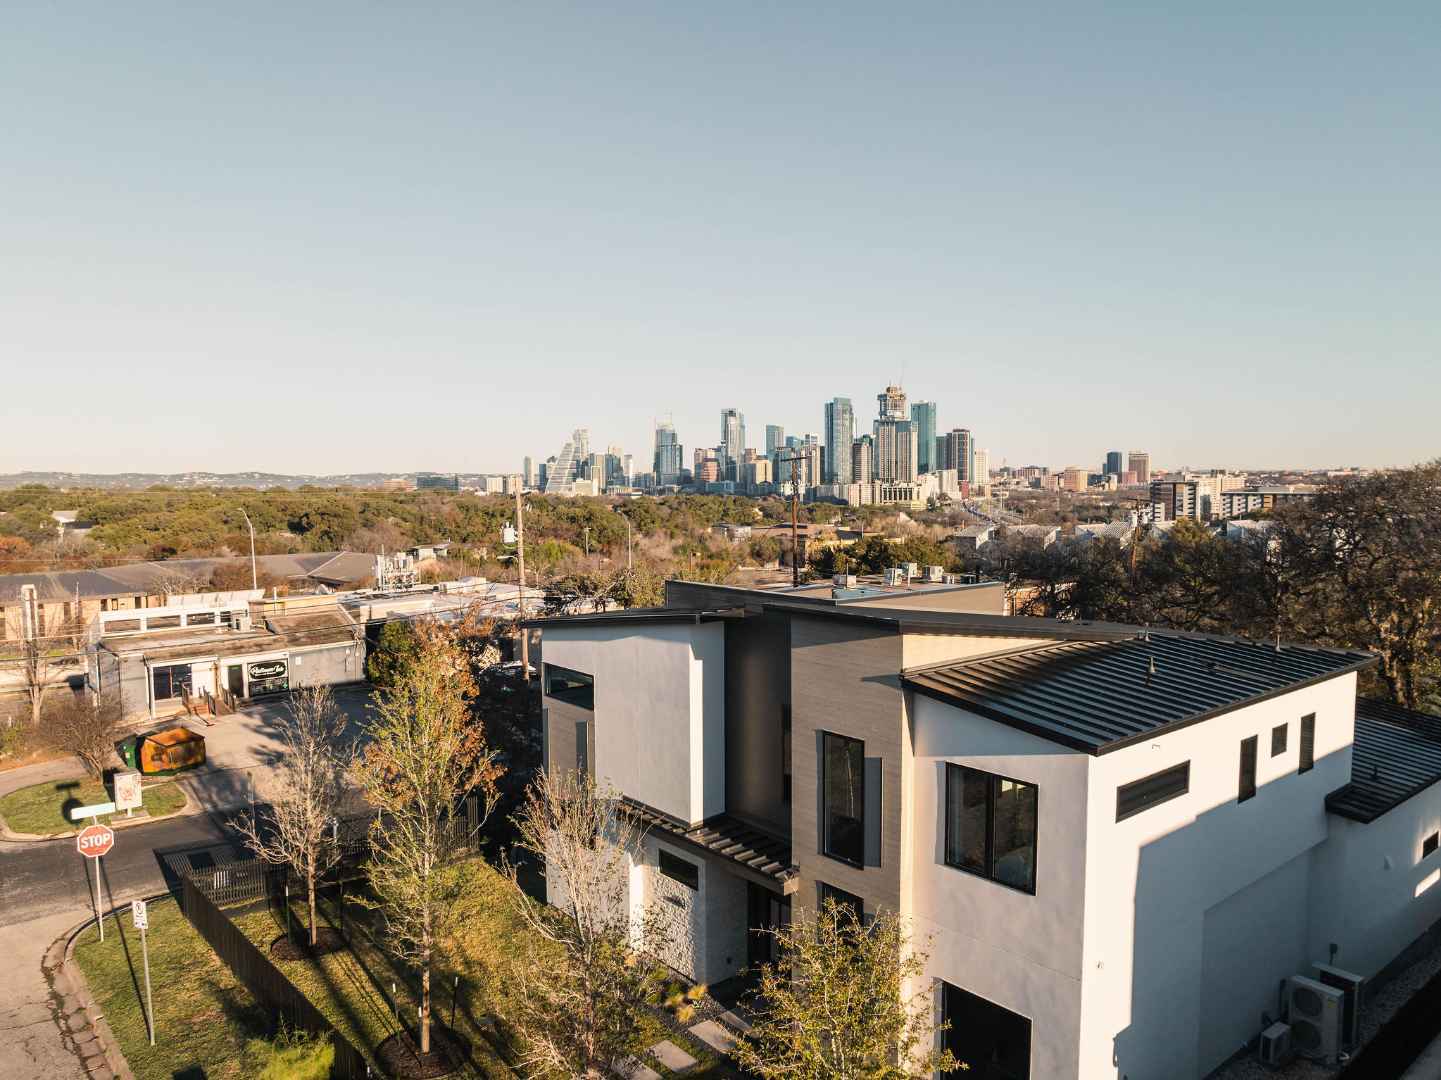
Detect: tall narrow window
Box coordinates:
(1271, 723, 1288, 757)
(1239, 735, 1258, 803)
(822, 732, 865, 866)
(945, 764, 1038, 894)
(781, 705, 792, 805)
(1300, 714, 1316, 774)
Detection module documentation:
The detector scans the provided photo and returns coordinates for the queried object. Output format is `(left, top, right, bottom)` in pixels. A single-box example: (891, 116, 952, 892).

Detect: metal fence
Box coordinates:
(180, 873, 372, 1078)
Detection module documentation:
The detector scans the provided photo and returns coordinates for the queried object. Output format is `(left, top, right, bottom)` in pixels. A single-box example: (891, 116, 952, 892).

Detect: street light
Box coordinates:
(240, 508, 257, 590)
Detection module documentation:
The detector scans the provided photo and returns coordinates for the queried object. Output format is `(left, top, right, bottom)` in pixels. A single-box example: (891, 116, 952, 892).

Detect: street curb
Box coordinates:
(0, 783, 193, 843)
(47, 897, 171, 1080)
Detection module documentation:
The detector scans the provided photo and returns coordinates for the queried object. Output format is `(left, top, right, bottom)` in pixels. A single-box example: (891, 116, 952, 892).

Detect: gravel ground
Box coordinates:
(1212, 942, 1441, 1079)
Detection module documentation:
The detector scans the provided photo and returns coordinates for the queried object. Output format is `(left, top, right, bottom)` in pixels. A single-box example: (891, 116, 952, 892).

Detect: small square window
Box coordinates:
(1271, 723, 1288, 757)
(659, 849, 699, 889)
(1425, 834, 1438, 859)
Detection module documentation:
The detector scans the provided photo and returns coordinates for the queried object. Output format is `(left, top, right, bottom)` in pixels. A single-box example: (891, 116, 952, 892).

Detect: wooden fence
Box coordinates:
(180, 873, 373, 1078)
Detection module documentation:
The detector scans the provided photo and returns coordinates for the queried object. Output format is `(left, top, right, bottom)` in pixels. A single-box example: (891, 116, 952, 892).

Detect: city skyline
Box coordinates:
(4, 7, 1439, 475)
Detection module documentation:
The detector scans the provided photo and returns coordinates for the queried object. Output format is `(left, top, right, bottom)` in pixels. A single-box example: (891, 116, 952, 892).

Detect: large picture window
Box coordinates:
(822, 732, 865, 866)
(543, 664, 594, 709)
(944, 764, 1038, 894)
(151, 663, 193, 702)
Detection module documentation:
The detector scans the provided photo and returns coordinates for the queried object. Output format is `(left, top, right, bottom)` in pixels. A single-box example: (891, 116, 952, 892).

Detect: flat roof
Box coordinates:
(1326, 699, 1441, 823)
(520, 606, 742, 629)
(904, 634, 1374, 755)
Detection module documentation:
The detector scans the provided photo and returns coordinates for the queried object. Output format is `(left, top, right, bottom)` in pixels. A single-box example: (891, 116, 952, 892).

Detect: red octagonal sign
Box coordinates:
(76, 823, 115, 859)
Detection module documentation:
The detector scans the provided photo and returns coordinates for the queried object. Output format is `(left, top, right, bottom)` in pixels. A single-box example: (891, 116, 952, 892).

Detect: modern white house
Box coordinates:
(527, 576, 1441, 1079)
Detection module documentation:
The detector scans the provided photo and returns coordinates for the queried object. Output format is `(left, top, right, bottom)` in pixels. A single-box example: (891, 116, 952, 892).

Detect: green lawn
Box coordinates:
(231, 858, 722, 1078)
(0, 775, 187, 835)
(72, 896, 268, 1080)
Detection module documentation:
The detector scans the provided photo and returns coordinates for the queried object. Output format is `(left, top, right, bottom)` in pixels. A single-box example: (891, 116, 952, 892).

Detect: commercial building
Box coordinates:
(942, 428, 975, 483)
(415, 473, 460, 491)
(653, 421, 684, 488)
(720, 408, 746, 483)
(1219, 487, 1317, 519)
(1105, 450, 1123, 477)
(544, 429, 590, 494)
(765, 424, 785, 457)
(877, 384, 908, 421)
(874, 419, 918, 483)
(528, 577, 1441, 1078)
(823, 398, 854, 485)
(911, 401, 937, 474)
(851, 434, 874, 485)
(1128, 451, 1151, 485)
(1061, 466, 1089, 493)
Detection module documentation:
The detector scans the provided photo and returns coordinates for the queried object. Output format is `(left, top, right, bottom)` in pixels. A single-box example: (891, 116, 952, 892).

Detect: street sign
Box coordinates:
(132, 899, 148, 930)
(113, 771, 143, 813)
(76, 823, 115, 859)
(70, 802, 116, 822)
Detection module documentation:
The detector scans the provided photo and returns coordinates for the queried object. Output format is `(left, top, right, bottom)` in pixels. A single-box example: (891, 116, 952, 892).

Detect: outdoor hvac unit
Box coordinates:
(1313, 963, 1366, 1050)
(883, 567, 906, 586)
(904, 560, 920, 579)
(1287, 975, 1345, 1064)
(925, 564, 944, 582)
(833, 574, 858, 589)
(1257, 1022, 1294, 1068)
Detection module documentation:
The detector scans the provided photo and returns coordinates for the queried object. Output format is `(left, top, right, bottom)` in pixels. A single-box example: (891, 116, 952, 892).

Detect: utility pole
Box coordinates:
(240, 508, 257, 590)
(515, 488, 529, 682)
(777, 451, 804, 587)
(621, 513, 632, 570)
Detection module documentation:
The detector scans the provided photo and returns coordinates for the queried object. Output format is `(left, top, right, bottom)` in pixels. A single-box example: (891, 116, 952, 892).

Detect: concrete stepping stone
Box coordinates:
(651, 1039, 698, 1072)
(689, 1019, 739, 1054)
(615, 1056, 662, 1080)
(718, 1007, 753, 1033)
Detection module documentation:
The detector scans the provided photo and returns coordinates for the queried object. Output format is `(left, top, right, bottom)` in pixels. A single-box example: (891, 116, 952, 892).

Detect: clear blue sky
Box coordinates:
(2, 4, 1437, 475)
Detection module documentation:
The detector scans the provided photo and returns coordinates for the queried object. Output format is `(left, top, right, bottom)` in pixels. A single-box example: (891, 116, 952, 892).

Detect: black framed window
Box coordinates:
(944, 764, 1037, 894)
(941, 981, 1031, 1079)
(543, 664, 594, 709)
(822, 732, 865, 866)
(781, 705, 792, 805)
(1116, 761, 1189, 822)
(818, 881, 864, 923)
(659, 849, 699, 889)
(1425, 834, 1439, 859)
(1239, 735, 1258, 803)
(1272, 723, 1288, 757)
(1300, 713, 1316, 773)
(151, 663, 192, 702)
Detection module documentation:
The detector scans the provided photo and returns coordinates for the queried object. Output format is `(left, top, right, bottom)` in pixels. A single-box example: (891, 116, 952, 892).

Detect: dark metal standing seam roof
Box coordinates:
(903, 634, 1375, 755)
(1326, 700, 1441, 823)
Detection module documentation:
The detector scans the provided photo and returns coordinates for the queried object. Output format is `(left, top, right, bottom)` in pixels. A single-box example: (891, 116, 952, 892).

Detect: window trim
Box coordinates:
(943, 763, 1039, 896)
(821, 731, 866, 868)
(1299, 713, 1316, 774)
(543, 663, 594, 710)
(1116, 761, 1190, 822)
(1239, 735, 1258, 803)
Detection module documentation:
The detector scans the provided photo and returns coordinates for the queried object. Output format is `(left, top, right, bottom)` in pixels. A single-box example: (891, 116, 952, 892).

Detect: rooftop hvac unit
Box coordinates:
(833, 574, 858, 589)
(925, 564, 944, 582)
(942, 573, 963, 584)
(1287, 975, 1345, 1064)
(883, 567, 906, 586)
(1313, 964, 1366, 1050)
(1257, 1021, 1294, 1068)
(904, 561, 919, 579)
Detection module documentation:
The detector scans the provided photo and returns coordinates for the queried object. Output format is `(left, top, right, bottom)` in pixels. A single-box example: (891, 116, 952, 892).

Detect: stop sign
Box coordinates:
(76, 823, 115, 859)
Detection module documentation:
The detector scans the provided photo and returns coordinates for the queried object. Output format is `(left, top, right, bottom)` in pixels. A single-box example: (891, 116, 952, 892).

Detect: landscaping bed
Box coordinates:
(0, 775, 186, 835)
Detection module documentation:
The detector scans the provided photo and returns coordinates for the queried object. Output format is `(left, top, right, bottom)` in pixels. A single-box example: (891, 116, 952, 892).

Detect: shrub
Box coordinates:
(685, 983, 708, 1002)
(246, 1025, 334, 1080)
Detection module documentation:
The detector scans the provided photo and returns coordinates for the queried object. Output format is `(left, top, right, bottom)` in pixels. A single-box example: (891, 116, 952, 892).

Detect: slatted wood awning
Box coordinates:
(622, 799, 798, 894)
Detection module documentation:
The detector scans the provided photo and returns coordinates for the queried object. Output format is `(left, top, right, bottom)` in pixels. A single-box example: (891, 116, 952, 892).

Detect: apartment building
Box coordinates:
(529, 577, 1441, 1079)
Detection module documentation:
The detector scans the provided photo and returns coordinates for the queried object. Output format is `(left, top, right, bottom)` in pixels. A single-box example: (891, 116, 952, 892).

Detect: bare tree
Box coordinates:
(19, 635, 61, 730)
(232, 686, 350, 947)
(502, 769, 665, 1077)
(733, 897, 958, 1080)
(45, 691, 125, 777)
(352, 620, 502, 1056)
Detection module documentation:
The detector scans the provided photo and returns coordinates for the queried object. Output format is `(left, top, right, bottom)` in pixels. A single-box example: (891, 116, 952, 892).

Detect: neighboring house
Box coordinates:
(527, 577, 1441, 1079)
(1068, 521, 1139, 546)
(1006, 523, 1059, 548)
(954, 524, 996, 552)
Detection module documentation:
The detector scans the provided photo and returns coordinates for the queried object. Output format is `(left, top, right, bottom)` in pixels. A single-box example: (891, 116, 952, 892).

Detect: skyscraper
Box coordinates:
(1129, 451, 1151, 485)
(852, 434, 874, 484)
(544, 428, 589, 493)
(823, 398, 854, 484)
(522, 456, 537, 489)
(1105, 450, 1124, 477)
(911, 401, 937, 474)
(720, 408, 746, 482)
(877, 384, 908, 421)
(943, 428, 974, 483)
(653, 421, 683, 487)
(873, 419, 918, 482)
(765, 424, 785, 456)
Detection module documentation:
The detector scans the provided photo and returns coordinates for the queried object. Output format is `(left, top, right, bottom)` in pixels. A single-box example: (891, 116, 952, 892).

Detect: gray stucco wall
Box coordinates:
(290, 643, 361, 688)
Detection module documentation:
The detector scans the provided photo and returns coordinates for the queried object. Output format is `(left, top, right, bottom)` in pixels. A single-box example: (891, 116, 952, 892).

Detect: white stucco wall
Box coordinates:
(1078, 673, 1358, 1080)
(540, 621, 725, 824)
(1309, 780, 1441, 981)
(910, 694, 1092, 1080)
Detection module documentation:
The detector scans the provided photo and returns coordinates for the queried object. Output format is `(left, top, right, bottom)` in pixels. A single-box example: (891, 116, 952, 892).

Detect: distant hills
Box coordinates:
(0, 471, 454, 491)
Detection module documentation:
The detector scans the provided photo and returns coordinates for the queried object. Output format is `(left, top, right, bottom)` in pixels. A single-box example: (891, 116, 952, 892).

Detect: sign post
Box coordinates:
(73, 804, 116, 943)
(132, 900, 154, 1045)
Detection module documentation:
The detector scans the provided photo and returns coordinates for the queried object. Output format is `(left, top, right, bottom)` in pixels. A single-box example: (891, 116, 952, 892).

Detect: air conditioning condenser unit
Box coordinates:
(1288, 975, 1345, 1064)
(1257, 1021, 1293, 1068)
(1313, 963, 1366, 1050)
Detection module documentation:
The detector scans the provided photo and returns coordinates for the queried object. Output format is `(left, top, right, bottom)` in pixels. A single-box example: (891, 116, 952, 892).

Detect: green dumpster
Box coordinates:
(118, 736, 139, 769)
